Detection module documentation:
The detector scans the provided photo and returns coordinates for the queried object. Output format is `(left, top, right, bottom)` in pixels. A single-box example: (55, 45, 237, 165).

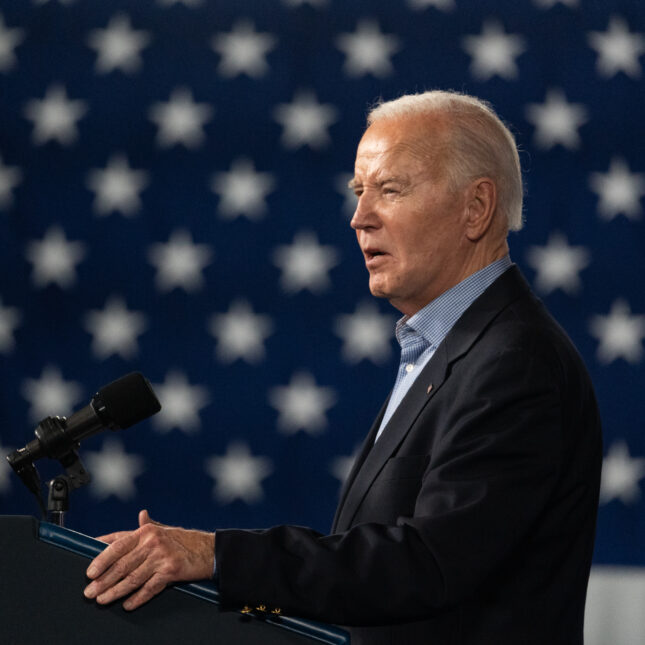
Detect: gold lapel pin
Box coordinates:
(427, 384, 433, 394)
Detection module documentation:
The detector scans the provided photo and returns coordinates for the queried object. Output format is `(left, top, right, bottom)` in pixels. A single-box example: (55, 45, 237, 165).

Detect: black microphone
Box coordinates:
(6, 372, 161, 487)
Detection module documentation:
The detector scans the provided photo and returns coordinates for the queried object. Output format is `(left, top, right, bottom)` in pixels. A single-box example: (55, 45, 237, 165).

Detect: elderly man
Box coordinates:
(84, 91, 602, 645)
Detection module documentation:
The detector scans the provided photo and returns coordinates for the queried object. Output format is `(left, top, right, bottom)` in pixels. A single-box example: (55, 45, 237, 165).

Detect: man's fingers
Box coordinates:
(85, 545, 147, 601)
(86, 531, 139, 579)
(94, 560, 157, 606)
(96, 530, 133, 545)
(122, 573, 169, 611)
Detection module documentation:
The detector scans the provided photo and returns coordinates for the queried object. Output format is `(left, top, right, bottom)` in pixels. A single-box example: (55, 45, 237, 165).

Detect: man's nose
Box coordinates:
(350, 193, 379, 230)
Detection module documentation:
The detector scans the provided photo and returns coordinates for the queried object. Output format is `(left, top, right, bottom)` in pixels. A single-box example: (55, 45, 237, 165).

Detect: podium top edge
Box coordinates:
(35, 519, 349, 645)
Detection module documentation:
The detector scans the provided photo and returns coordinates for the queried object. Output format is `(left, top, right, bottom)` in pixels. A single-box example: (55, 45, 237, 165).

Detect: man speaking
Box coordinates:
(84, 90, 602, 645)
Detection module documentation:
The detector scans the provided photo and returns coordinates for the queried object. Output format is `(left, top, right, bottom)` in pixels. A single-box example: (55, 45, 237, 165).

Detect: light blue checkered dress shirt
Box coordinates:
(375, 256, 513, 442)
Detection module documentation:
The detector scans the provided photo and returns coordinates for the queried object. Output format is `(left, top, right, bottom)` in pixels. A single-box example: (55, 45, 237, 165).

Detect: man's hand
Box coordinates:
(84, 509, 215, 611)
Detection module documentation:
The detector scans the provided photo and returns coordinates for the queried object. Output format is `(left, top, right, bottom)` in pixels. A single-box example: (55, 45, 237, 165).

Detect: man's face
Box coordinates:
(351, 116, 470, 316)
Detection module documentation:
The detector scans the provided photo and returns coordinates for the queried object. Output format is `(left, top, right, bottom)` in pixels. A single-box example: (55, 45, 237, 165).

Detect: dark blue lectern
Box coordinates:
(0, 516, 349, 645)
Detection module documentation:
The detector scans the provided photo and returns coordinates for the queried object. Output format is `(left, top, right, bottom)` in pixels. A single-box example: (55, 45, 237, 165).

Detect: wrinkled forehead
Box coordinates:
(354, 115, 451, 178)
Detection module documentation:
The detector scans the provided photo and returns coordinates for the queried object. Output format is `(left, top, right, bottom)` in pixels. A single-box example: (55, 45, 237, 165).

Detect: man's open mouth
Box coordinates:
(365, 249, 386, 260)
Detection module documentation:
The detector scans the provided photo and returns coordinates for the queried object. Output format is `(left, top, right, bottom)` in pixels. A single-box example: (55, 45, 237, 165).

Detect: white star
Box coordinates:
(148, 87, 213, 149)
(84, 296, 147, 360)
(151, 370, 210, 434)
(0, 297, 21, 354)
(525, 88, 588, 150)
(209, 299, 273, 364)
(462, 20, 526, 81)
(0, 12, 24, 72)
(24, 84, 88, 146)
(147, 229, 212, 292)
(211, 157, 275, 220)
(25, 225, 86, 289)
(273, 90, 338, 150)
(86, 153, 149, 217)
(21, 365, 83, 423)
(588, 16, 645, 79)
(85, 438, 145, 501)
(335, 172, 358, 217)
(533, 0, 578, 8)
(407, 0, 455, 10)
(589, 299, 645, 364)
(212, 20, 276, 78)
(336, 19, 400, 78)
(87, 13, 151, 74)
(272, 231, 339, 294)
(0, 440, 14, 493)
(0, 155, 22, 209)
(589, 157, 645, 221)
(268, 371, 336, 435)
(329, 445, 360, 487)
(600, 441, 645, 505)
(335, 301, 395, 364)
(282, 0, 328, 7)
(525, 232, 590, 295)
(205, 442, 273, 504)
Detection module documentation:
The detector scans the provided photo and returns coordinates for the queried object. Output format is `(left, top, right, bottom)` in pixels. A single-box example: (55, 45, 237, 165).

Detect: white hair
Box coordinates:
(367, 90, 524, 231)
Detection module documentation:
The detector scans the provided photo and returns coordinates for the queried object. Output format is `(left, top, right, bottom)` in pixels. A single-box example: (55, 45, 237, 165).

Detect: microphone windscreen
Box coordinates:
(98, 372, 161, 429)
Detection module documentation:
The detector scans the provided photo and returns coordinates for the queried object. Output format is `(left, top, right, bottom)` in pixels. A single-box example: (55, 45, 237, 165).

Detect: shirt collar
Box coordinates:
(395, 255, 513, 350)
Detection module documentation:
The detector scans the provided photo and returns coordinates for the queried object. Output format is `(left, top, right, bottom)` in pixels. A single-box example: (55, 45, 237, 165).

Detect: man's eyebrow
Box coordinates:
(379, 176, 407, 185)
(348, 176, 408, 190)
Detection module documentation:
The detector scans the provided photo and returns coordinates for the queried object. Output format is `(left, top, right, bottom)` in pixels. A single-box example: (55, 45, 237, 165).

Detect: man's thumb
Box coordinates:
(139, 509, 153, 526)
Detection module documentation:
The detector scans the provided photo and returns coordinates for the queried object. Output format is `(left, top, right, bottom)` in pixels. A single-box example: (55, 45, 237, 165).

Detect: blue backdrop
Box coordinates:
(1, 0, 644, 592)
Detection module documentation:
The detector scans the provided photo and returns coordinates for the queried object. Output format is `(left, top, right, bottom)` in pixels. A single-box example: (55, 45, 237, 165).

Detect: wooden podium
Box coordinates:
(0, 516, 349, 644)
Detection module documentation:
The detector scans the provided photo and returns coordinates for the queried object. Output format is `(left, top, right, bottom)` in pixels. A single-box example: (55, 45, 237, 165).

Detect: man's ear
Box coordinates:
(465, 178, 497, 241)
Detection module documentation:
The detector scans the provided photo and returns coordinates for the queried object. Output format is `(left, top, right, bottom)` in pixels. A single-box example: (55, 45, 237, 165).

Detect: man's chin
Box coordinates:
(368, 280, 393, 302)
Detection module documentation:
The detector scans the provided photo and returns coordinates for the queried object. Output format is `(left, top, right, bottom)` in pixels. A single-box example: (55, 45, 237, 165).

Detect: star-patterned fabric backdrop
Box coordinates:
(0, 0, 644, 641)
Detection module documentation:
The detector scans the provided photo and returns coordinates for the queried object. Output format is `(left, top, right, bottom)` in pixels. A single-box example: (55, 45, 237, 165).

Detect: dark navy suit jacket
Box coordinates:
(216, 266, 602, 645)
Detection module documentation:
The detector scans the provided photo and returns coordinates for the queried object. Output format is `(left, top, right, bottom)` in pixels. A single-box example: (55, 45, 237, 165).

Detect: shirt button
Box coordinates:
(405, 363, 414, 373)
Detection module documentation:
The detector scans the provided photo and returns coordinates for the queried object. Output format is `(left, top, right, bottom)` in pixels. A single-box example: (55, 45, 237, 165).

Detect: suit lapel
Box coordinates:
(331, 397, 389, 532)
(333, 345, 449, 532)
(332, 266, 532, 533)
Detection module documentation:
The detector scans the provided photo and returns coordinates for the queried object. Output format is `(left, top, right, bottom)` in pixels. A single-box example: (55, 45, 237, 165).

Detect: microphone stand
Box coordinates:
(46, 448, 91, 527)
(7, 416, 92, 527)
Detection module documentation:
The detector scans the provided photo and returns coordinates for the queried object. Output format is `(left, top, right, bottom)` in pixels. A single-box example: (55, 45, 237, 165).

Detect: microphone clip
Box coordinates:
(47, 447, 91, 527)
(7, 416, 93, 527)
